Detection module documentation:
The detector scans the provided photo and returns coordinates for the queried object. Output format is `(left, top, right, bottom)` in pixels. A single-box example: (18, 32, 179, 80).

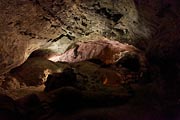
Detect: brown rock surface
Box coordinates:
(0, 0, 179, 119)
(0, 0, 60, 74)
(0, 0, 179, 76)
(1, 57, 63, 90)
(44, 59, 146, 106)
(0, 0, 149, 75)
(50, 39, 148, 72)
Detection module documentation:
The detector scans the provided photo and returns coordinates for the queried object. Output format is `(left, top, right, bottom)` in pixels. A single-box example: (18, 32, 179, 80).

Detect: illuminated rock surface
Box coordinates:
(0, 0, 179, 120)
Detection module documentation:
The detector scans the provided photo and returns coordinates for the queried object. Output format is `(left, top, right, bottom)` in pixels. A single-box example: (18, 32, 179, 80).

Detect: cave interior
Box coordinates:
(0, 0, 179, 120)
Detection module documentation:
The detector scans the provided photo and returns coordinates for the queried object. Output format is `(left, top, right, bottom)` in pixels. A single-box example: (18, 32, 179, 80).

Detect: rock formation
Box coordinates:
(0, 0, 179, 120)
(0, 0, 149, 75)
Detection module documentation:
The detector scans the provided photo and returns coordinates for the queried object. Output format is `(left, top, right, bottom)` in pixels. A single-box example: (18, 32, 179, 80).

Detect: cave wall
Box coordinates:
(0, 0, 179, 75)
(0, 0, 179, 119)
(135, 0, 180, 62)
(0, 0, 61, 74)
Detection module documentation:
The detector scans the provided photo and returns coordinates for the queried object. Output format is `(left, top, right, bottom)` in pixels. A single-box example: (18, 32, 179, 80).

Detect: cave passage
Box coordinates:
(0, 0, 179, 120)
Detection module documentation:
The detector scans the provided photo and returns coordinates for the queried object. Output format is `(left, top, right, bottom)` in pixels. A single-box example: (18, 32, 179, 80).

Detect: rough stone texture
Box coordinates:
(135, 0, 180, 112)
(0, 0, 59, 74)
(0, 0, 179, 75)
(51, 39, 148, 72)
(45, 61, 135, 95)
(1, 57, 64, 89)
(134, 0, 180, 62)
(43, 52, 149, 112)
(0, 0, 179, 119)
(0, 0, 150, 75)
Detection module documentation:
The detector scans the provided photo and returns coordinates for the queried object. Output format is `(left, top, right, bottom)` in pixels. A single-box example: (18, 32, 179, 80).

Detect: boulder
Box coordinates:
(1, 57, 63, 89)
(49, 39, 148, 72)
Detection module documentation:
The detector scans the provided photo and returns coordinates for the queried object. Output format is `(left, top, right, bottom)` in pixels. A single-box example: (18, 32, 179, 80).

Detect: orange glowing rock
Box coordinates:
(103, 77, 108, 85)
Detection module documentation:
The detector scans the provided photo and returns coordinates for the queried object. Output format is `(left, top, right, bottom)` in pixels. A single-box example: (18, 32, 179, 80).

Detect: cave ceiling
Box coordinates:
(0, 0, 179, 75)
